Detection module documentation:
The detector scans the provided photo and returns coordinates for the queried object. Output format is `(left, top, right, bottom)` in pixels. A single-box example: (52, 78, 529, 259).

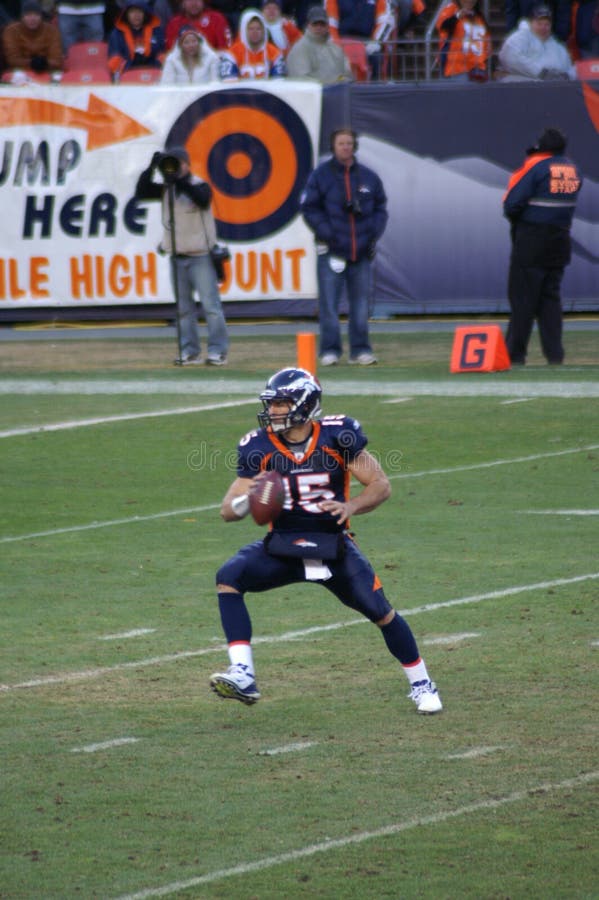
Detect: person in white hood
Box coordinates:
(219, 8, 286, 79)
(160, 24, 221, 83)
(498, 4, 577, 80)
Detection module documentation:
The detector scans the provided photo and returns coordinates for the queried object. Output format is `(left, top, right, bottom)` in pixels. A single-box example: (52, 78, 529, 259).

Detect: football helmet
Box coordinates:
(258, 368, 322, 433)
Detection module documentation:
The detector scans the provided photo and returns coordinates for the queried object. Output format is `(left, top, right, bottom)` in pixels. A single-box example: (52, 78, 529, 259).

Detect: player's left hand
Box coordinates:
(319, 499, 353, 524)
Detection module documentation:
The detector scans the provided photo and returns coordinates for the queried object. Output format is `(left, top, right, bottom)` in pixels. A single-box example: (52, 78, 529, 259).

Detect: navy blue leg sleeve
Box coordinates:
(380, 612, 419, 666)
(218, 592, 252, 644)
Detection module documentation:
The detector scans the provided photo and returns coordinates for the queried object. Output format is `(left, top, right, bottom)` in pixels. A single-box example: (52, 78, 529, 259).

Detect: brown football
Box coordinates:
(249, 471, 285, 526)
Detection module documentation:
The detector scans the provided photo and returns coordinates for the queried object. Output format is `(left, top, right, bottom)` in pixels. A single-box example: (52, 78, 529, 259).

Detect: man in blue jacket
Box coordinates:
(300, 128, 388, 366)
(503, 127, 582, 365)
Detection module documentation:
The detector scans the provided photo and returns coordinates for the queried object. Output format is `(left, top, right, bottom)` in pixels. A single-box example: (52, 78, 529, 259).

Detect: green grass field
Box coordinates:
(1, 326, 598, 899)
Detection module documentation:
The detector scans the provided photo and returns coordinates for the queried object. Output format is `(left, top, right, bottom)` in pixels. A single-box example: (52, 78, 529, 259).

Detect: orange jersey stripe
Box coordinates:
(503, 153, 552, 200)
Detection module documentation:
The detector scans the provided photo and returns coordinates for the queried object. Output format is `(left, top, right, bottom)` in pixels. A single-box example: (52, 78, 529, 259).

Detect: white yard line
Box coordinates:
(388, 443, 599, 480)
(1, 572, 597, 694)
(423, 632, 480, 645)
(98, 629, 156, 641)
(522, 509, 599, 516)
(445, 746, 505, 760)
(0, 399, 256, 438)
(71, 737, 140, 754)
(2, 444, 598, 546)
(259, 741, 318, 757)
(0, 504, 220, 545)
(113, 770, 599, 900)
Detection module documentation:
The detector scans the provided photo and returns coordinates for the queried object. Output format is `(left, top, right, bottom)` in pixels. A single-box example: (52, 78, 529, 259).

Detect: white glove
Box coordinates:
(365, 40, 381, 55)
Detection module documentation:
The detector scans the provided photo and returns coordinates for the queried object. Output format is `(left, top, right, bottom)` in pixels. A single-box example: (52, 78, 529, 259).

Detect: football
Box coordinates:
(249, 471, 285, 526)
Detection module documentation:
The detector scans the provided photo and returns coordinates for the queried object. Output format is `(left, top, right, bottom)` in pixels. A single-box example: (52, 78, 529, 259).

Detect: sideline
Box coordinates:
(2, 444, 598, 545)
(113, 771, 599, 899)
(1, 377, 599, 397)
(1, 572, 597, 693)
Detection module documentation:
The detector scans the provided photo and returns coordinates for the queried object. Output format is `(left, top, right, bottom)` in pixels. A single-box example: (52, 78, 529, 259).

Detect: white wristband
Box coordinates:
(231, 494, 250, 519)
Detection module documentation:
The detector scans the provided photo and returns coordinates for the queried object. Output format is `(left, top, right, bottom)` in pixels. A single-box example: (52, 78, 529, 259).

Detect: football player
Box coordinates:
(210, 367, 442, 714)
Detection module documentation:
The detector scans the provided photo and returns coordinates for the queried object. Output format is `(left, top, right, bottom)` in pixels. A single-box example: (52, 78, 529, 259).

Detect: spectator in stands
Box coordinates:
(56, 0, 106, 52)
(262, 0, 302, 55)
(504, 0, 571, 42)
(108, 0, 173, 32)
(287, 5, 352, 80)
(436, 0, 491, 80)
(325, 0, 396, 78)
(205, 1, 253, 34)
(498, 3, 576, 78)
(107, 0, 165, 76)
(2, 1, 63, 74)
(574, 0, 599, 58)
(165, 0, 230, 50)
(160, 22, 220, 79)
(220, 7, 286, 77)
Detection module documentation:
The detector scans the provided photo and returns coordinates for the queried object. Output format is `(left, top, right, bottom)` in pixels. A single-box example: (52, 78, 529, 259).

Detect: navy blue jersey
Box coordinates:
(237, 415, 368, 533)
(503, 152, 582, 229)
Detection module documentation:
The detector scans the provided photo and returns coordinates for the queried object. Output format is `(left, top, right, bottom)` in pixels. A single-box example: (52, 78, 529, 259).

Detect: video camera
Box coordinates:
(156, 152, 183, 183)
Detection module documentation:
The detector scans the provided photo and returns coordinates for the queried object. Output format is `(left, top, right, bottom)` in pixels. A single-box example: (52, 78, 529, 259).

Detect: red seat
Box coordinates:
(65, 40, 108, 71)
(60, 68, 112, 84)
(339, 38, 370, 81)
(118, 67, 162, 84)
(576, 59, 599, 80)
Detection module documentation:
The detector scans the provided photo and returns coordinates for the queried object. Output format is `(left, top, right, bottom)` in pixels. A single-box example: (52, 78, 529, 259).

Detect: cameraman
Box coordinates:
(300, 128, 388, 367)
(135, 146, 229, 366)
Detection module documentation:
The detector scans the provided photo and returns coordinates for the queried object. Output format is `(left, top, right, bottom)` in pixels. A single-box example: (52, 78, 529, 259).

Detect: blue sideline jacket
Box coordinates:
(300, 157, 388, 263)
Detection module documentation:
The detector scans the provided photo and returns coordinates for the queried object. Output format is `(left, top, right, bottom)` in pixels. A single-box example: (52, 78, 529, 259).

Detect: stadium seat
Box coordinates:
(576, 58, 599, 80)
(65, 40, 108, 71)
(118, 68, 162, 84)
(60, 68, 112, 84)
(339, 38, 370, 81)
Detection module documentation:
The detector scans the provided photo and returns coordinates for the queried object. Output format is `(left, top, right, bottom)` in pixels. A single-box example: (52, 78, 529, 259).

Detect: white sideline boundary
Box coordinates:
(113, 770, 599, 900)
(2, 444, 598, 546)
(1, 573, 597, 694)
(2, 377, 599, 398)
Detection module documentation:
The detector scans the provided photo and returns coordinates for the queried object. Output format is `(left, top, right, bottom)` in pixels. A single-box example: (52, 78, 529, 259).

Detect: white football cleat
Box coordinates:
(210, 664, 261, 705)
(408, 679, 443, 714)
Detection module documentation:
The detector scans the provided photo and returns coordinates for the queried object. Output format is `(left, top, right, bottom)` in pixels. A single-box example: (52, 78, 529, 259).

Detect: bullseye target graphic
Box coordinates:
(165, 89, 313, 241)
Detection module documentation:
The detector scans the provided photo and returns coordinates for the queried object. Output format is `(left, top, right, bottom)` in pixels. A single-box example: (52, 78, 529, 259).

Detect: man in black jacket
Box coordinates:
(503, 127, 582, 364)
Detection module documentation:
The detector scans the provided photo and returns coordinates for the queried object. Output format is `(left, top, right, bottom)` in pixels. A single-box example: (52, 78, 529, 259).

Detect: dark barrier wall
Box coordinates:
(322, 81, 599, 315)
